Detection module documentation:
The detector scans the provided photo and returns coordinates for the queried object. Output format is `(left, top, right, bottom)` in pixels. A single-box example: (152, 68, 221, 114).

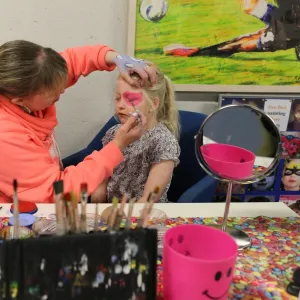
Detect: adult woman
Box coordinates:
(0, 40, 157, 203)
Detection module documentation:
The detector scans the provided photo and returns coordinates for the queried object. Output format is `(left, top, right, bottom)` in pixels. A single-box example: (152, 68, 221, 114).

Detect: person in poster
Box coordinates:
(164, 0, 300, 59)
(287, 99, 300, 131)
(281, 159, 300, 191)
(281, 133, 300, 159)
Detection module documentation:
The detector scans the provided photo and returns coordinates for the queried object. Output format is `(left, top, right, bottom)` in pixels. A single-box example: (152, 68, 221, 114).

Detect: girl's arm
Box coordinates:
(138, 161, 175, 203)
(59, 45, 117, 88)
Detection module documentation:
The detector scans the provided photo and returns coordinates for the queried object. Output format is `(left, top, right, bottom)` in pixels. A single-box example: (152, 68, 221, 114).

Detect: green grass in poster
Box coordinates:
(135, 0, 300, 86)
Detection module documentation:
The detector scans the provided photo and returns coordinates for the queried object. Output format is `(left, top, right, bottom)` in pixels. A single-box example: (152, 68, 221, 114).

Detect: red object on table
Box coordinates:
(11, 201, 37, 214)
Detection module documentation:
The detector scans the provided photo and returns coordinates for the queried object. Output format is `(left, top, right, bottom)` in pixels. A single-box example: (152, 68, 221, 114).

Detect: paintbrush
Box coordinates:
(109, 197, 119, 230)
(93, 203, 99, 232)
(125, 197, 135, 229)
(53, 180, 64, 235)
(80, 183, 88, 233)
(63, 193, 74, 233)
(141, 186, 160, 228)
(131, 103, 141, 123)
(71, 192, 79, 233)
(12, 179, 19, 239)
(114, 194, 127, 230)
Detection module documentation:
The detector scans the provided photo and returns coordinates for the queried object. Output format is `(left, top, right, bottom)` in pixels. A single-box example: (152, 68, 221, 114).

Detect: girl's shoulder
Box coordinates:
(150, 123, 179, 144)
(105, 124, 121, 136)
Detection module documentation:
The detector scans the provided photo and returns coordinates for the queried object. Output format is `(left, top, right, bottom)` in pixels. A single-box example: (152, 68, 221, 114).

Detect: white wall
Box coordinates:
(0, 0, 217, 158)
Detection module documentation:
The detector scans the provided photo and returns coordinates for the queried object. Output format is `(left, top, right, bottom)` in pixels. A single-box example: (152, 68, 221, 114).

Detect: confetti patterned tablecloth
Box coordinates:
(1, 216, 299, 299)
(156, 216, 300, 300)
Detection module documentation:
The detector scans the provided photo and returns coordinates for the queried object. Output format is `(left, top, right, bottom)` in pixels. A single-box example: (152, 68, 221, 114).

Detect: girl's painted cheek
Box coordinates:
(123, 91, 143, 106)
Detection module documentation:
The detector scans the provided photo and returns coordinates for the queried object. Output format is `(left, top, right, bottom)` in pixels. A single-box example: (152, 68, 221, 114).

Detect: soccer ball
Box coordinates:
(139, 0, 168, 22)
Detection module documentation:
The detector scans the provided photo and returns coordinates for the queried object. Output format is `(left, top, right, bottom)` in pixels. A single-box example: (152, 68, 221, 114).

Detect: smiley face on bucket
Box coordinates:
(202, 268, 233, 300)
(168, 233, 234, 300)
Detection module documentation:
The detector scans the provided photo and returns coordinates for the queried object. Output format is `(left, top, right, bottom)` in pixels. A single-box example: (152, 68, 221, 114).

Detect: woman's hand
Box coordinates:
(113, 112, 146, 151)
(105, 51, 157, 87)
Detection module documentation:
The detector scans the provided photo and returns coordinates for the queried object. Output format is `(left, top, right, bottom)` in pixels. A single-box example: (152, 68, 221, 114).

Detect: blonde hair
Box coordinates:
(0, 40, 68, 98)
(131, 69, 180, 139)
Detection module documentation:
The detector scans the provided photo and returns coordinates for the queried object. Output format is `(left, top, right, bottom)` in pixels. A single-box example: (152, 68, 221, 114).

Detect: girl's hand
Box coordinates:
(91, 183, 107, 203)
(111, 53, 157, 87)
(113, 112, 146, 150)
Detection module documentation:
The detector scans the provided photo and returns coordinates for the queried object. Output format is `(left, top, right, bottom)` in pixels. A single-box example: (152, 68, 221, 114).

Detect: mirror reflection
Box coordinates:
(196, 105, 281, 182)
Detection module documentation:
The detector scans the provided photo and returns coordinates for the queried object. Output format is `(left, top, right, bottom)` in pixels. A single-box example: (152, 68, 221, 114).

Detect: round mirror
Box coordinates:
(195, 104, 281, 183)
(195, 105, 282, 249)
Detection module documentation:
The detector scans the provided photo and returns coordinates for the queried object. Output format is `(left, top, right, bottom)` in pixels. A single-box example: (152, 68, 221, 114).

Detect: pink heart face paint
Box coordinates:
(123, 91, 143, 107)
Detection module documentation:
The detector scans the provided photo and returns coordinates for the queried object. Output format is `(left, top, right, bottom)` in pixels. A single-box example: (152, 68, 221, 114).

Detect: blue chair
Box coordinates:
(63, 111, 217, 203)
(169, 111, 217, 203)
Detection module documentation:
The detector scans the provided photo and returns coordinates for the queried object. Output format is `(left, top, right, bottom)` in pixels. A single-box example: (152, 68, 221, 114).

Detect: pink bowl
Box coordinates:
(200, 143, 255, 179)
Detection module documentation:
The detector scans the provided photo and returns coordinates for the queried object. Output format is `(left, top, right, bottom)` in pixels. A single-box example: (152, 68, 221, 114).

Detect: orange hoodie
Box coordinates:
(0, 45, 123, 203)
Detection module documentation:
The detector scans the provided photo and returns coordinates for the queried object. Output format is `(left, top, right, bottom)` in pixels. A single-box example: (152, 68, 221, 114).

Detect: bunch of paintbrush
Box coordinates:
(50, 182, 160, 235)
(53, 181, 88, 235)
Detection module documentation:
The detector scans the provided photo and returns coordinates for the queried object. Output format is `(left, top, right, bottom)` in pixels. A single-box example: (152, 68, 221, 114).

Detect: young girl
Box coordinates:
(92, 70, 180, 203)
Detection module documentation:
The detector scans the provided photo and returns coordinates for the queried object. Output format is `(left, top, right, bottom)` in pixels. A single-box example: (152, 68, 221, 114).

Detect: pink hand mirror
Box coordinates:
(195, 104, 281, 249)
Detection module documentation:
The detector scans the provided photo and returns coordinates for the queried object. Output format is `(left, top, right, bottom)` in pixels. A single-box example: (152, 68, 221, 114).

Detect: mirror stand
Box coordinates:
(195, 104, 281, 251)
(209, 182, 251, 250)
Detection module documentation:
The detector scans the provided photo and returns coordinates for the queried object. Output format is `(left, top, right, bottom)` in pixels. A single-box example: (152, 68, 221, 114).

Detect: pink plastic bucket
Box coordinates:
(201, 143, 255, 179)
(163, 224, 238, 300)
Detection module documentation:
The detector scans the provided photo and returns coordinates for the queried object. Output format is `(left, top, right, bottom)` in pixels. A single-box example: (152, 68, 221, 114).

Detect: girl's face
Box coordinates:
(294, 104, 300, 123)
(115, 78, 154, 124)
(282, 159, 300, 191)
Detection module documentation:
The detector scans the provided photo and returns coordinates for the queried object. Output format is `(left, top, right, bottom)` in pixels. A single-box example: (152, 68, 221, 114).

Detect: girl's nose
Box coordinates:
(118, 98, 126, 109)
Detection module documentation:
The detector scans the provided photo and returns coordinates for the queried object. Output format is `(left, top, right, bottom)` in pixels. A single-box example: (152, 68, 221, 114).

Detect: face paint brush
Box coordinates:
(12, 179, 19, 239)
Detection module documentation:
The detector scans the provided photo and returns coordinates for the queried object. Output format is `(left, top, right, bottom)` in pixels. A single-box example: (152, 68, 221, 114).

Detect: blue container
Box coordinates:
(8, 214, 36, 228)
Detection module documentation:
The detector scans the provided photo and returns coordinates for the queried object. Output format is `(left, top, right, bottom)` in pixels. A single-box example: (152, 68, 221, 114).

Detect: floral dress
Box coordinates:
(102, 122, 180, 203)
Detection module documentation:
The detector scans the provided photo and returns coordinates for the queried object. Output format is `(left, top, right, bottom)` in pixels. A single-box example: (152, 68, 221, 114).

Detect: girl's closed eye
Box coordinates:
(123, 91, 143, 107)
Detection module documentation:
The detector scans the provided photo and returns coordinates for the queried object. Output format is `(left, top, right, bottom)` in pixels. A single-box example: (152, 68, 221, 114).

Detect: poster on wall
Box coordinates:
(213, 94, 300, 213)
(127, 0, 300, 92)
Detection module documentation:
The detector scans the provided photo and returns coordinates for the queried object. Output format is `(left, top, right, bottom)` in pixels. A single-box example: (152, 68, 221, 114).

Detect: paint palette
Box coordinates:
(10, 201, 38, 214)
(8, 214, 36, 228)
(32, 218, 56, 235)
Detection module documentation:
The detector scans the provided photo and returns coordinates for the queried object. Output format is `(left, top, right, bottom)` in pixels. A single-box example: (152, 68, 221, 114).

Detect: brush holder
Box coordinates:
(0, 228, 157, 300)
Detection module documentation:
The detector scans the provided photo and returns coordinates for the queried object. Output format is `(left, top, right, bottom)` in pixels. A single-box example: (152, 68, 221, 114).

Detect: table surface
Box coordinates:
(0, 202, 298, 218)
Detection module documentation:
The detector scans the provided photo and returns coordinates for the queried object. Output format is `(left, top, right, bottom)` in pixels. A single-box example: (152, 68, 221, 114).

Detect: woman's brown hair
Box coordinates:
(0, 40, 68, 98)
